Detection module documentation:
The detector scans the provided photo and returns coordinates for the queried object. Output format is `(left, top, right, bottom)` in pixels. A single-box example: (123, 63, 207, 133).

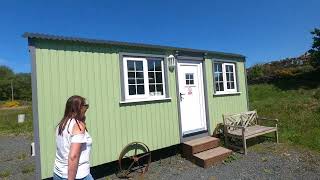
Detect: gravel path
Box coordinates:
(0, 135, 35, 180)
(101, 142, 320, 180)
(1, 136, 320, 180)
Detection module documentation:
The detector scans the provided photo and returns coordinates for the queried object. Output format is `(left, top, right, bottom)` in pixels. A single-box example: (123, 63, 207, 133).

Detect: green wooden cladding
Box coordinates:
(32, 40, 248, 179)
(205, 59, 249, 128)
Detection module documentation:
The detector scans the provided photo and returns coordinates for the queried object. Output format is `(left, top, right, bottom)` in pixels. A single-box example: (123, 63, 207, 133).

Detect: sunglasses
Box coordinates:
(82, 104, 89, 109)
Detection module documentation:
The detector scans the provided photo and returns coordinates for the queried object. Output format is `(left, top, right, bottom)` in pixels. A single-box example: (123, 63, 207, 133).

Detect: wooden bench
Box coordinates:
(223, 110, 278, 155)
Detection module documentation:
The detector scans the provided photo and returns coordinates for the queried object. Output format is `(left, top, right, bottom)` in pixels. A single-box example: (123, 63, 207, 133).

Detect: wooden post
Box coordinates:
(275, 124, 279, 143)
(242, 128, 247, 155)
(11, 80, 14, 101)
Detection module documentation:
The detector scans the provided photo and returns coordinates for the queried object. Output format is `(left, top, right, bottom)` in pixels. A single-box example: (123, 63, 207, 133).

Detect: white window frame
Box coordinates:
(123, 57, 166, 101)
(214, 62, 238, 95)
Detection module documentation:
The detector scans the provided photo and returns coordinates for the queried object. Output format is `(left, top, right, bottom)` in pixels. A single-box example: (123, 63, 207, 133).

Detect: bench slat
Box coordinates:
(228, 125, 277, 139)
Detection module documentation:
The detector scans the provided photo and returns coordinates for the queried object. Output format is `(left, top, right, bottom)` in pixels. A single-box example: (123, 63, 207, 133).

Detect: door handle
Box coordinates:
(179, 92, 185, 101)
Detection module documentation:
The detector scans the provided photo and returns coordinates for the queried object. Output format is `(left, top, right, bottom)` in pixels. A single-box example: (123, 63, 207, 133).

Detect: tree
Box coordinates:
(308, 28, 320, 67)
(0, 65, 14, 78)
(0, 66, 32, 101)
(13, 73, 32, 101)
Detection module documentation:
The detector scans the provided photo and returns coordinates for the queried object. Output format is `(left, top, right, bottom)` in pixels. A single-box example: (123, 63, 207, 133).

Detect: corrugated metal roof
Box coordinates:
(23, 32, 245, 59)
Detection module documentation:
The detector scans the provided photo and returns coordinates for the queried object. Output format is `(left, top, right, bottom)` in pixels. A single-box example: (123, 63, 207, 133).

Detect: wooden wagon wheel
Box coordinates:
(117, 142, 151, 178)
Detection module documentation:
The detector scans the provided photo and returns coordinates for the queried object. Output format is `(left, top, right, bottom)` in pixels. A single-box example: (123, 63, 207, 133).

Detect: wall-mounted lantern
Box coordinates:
(167, 54, 176, 71)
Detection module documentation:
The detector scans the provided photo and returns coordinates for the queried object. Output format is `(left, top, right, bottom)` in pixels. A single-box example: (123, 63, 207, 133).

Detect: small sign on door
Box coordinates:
(188, 87, 192, 95)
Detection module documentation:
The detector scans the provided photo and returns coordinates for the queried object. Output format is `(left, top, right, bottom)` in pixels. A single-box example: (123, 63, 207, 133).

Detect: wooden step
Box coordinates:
(182, 136, 220, 157)
(193, 147, 232, 168)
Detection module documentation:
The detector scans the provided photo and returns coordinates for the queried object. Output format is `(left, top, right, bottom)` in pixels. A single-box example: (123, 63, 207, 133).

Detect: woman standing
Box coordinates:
(53, 95, 93, 180)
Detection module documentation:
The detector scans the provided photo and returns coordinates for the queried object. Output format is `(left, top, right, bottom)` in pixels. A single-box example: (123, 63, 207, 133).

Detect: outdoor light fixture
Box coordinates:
(167, 54, 176, 71)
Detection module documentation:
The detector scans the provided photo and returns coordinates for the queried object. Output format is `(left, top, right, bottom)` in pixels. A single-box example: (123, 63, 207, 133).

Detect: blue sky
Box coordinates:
(0, 0, 319, 73)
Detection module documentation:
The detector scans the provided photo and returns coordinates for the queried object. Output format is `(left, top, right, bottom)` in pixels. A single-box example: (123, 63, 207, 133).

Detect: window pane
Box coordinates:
(214, 63, 222, 72)
(219, 82, 224, 91)
(128, 72, 135, 78)
(214, 73, 219, 81)
(190, 74, 194, 80)
(128, 78, 135, 84)
(226, 65, 233, 73)
(129, 85, 136, 95)
(186, 80, 190, 85)
(219, 73, 223, 81)
(127, 61, 135, 71)
(227, 82, 230, 89)
(230, 73, 234, 81)
(215, 83, 220, 91)
(155, 61, 162, 71)
(230, 82, 235, 89)
(136, 78, 144, 84)
(149, 84, 155, 93)
(185, 74, 189, 80)
(156, 84, 163, 95)
(156, 72, 162, 83)
(137, 85, 145, 94)
(190, 80, 194, 85)
(136, 61, 143, 71)
(136, 72, 144, 78)
(226, 72, 230, 81)
(148, 72, 155, 83)
(148, 60, 155, 71)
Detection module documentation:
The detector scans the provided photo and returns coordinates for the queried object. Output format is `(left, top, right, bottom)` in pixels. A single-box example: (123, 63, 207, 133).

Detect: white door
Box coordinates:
(177, 60, 207, 136)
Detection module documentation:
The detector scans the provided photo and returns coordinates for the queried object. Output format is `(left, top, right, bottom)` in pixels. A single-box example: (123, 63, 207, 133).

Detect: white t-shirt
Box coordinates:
(53, 118, 92, 179)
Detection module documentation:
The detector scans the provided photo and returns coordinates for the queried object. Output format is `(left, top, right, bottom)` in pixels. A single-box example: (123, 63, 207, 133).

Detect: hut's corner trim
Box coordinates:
(29, 39, 42, 180)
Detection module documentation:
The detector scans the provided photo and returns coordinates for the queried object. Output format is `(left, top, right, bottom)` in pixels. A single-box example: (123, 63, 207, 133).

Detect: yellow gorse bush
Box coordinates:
(1, 101, 20, 108)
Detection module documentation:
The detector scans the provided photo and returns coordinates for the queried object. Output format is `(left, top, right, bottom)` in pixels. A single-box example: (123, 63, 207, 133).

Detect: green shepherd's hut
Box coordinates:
(24, 32, 249, 179)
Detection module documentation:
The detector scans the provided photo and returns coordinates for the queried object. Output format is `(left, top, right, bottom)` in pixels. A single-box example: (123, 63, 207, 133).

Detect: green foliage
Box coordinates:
(223, 153, 239, 164)
(0, 170, 10, 178)
(247, 55, 314, 84)
(308, 28, 320, 67)
(0, 66, 14, 78)
(249, 84, 320, 151)
(17, 153, 27, 160)
(21, 165, 35, 174)
(0, 66, 31, 101)
(314, 89, 320, 100)
(247, 64, 264, 81)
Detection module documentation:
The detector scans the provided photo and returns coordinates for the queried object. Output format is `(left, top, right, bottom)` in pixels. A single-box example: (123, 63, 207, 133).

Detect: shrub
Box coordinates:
(1, 101, 20, 108)
(0, 170, 10, 178)
(21, 165, 35, 174)
(314, 89, 320, 100)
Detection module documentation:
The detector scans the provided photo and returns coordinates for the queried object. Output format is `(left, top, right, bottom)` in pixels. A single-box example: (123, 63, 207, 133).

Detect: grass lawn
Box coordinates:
(0, 106, 33, 137)
(249, 83, 320, 151)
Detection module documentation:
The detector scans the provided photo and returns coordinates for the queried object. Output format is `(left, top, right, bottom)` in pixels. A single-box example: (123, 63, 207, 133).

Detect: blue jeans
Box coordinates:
(53, 173, 94, 180)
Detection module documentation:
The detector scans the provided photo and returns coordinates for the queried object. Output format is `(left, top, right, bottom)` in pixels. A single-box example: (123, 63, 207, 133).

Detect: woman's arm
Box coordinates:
(68, 121, 85, 180)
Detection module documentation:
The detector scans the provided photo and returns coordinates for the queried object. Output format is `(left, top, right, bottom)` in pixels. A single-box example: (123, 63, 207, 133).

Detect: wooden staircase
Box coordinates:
(182, 136, 232, 168)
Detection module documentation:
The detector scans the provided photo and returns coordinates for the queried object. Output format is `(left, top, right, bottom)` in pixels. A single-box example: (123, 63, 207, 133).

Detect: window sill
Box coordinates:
(120, 97, 172, 104)
(213, 92, 241, 96)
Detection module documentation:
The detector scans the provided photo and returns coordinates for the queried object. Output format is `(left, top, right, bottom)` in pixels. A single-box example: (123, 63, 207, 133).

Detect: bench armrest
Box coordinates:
(224, 124, 245, 129)
(224, 124, 246, 134)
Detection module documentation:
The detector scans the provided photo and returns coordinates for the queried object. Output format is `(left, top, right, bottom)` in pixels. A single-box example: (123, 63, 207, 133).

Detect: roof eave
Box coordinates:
(23, 32, 246, 60)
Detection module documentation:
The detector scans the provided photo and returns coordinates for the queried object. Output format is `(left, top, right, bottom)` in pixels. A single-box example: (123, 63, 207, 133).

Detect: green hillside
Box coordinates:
(249, 82, 320, 151)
